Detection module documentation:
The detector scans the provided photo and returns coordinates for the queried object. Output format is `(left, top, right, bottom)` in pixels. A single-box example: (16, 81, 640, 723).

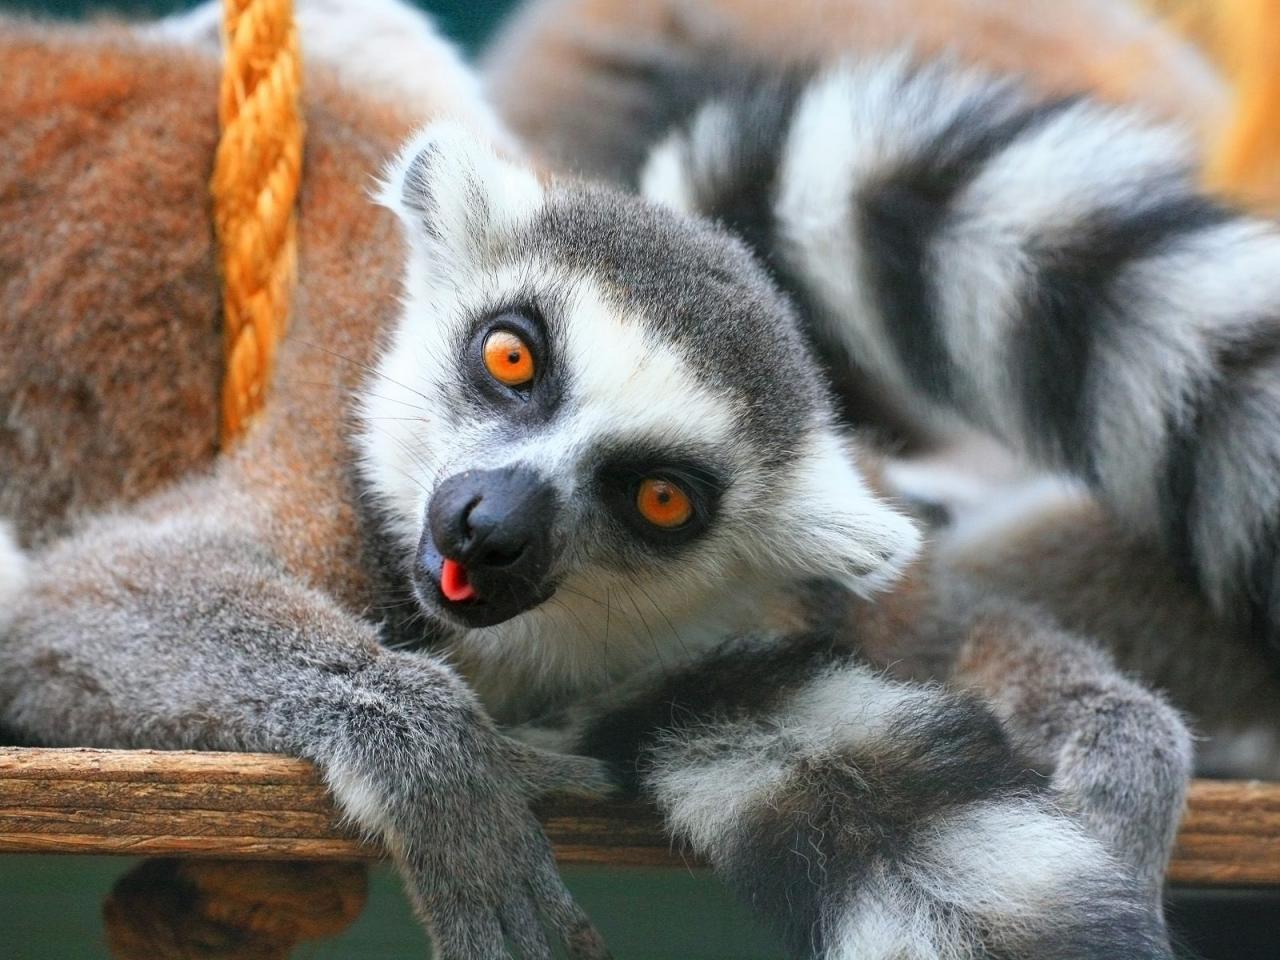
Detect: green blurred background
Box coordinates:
(1, 2, 1277, 957)
(4, 856, 782, 959)
(0, 0, 511, 50)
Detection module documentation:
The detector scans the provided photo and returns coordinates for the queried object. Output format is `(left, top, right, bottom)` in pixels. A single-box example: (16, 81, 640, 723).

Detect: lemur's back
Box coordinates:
(0, 27, 411, 565)
(0, 29, 223, 545)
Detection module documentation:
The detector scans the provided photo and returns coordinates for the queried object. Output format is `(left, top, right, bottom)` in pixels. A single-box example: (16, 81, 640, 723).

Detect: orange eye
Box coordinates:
(483, 329, 535, 388)
(636, 478, 693, 528)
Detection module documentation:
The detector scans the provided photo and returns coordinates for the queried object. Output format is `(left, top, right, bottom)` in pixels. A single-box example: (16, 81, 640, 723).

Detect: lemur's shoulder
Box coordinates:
(485, 0, 1227, 180)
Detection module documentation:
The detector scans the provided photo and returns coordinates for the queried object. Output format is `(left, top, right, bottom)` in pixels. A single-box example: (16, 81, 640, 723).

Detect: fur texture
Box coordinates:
(1, 2, 1272, 959)
(635, 52, 1280, 657)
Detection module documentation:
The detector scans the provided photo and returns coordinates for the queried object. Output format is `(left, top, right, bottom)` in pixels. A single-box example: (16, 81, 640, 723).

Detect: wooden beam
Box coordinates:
(2, 747, 1277, 885)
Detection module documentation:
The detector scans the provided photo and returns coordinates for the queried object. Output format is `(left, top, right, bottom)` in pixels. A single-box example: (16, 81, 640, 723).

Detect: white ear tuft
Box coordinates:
(377, 121, 544, 261)
(773, 431, 921, 596)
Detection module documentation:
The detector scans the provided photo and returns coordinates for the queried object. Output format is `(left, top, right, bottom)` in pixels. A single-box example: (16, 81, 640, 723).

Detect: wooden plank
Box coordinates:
(1, 748, 1277, 885)
(1169, 779, 1280, 886)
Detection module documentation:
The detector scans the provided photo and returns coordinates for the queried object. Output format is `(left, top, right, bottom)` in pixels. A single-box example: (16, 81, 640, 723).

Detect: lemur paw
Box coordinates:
(320, 662, 612, 960)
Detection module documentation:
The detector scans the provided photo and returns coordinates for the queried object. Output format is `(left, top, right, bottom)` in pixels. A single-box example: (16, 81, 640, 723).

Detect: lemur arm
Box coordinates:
(518, 618, 1177, 960)
(642, 56, 1280, 652)
(0, 502, 610, 960)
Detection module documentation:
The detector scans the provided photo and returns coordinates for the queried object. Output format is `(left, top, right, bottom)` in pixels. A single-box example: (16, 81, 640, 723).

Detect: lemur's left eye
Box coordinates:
(636, 478, 694, 528)
(483, 329, 535, 387)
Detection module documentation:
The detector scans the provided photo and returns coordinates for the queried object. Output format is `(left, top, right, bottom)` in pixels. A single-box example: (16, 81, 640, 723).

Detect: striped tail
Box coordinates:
(567, 634, 1173, 959)
(640, 53, 1280, 652)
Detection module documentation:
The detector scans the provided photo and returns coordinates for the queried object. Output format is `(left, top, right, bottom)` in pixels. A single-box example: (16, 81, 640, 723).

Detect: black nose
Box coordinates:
(423, 466, 559, 621)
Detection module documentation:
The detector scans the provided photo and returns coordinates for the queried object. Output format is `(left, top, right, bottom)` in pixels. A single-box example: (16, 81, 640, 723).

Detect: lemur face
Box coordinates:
(360, 126, 918, 672)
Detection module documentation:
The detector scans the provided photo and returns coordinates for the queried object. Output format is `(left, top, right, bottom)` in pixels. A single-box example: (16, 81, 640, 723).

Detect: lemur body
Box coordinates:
(1, 2, 1278, 958)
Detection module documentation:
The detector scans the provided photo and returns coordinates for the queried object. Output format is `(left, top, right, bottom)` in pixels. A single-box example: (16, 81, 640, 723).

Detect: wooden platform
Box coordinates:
(2, 747, 1279, 886)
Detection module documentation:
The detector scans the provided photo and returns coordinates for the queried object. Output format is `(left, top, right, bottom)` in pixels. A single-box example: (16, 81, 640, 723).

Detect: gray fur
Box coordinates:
(364, 124, 920, 720)
(0, 117, 919, 959)
(641, 54, 1280, 654)
(939, 586, 1194, 903)
(0, 491, 611, 959)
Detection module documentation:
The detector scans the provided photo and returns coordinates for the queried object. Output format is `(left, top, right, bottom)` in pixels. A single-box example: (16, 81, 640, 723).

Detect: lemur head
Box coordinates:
(360, 124, 918, 684)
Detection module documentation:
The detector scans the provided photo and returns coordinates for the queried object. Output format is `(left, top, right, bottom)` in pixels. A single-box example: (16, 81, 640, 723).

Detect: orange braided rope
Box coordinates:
(212, 0, 303, 444)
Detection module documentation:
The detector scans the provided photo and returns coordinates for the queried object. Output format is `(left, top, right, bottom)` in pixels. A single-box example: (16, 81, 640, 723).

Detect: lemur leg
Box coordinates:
(946, 595, 1194, 902)
(0, 508, 610, 960)
(535, 634, 1171, 960)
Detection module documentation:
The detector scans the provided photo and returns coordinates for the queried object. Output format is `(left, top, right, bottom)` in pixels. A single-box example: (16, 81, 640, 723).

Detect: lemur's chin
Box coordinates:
(412, 527, 555, 629)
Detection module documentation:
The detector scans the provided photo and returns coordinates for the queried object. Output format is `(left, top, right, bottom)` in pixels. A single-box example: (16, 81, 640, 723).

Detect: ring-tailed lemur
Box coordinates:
(3, 10, 1278, 960)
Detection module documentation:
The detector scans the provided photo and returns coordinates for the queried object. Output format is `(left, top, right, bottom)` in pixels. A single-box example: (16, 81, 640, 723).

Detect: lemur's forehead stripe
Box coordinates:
(511, 182, 828, 463)
(445, 264, 743, 480)
(556, 273, 739, 446)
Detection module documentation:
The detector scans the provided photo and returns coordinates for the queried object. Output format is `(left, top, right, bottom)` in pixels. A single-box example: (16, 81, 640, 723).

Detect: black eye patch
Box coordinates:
(462, 305, 562, 420)
(596, 453, 724, 549)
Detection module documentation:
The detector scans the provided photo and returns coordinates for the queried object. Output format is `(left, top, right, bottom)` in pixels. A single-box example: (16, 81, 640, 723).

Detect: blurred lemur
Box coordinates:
(3, 1, 1280, 958)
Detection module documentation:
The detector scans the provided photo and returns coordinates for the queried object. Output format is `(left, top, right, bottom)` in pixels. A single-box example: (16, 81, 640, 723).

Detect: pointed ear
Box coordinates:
(377, 121, 544, 265)
(772, 431, 922, 596)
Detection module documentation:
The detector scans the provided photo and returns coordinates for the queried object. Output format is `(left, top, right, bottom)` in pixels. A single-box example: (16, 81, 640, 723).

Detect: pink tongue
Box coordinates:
(440, 558, 477, 603)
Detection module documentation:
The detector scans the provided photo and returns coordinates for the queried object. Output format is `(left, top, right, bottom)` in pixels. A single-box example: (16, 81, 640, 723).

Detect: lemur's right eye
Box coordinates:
(636, 478, 694, 528)
(483, 329, 535, 387)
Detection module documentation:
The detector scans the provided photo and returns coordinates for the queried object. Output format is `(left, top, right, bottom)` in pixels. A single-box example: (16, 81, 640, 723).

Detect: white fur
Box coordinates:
(781, 663, 933, 746)
(935, 475, 1091, 562)
(362, 126, 921, 718)
(323, 744, 395, 849)
(0, 522, 27, 635)
(506, 272, 742, 481)
(770, 430, 921, 596)
(363, 133, 770, 711)
(437, 269, 780, 712)
(911, 801, 1102, 925)
(771, 56, 1017, 432)
(931, 100, 1194, 461)
(639, 134, 696, 214)
(639, 102, 737, 215)
(827, 801, 1106, 959)
(774, 61, 913, 403)
(647, 726, 791, 852)
(1116, 222, 1280, 600)
(359, 124, 548, 554)
(376, 122, 544, 271)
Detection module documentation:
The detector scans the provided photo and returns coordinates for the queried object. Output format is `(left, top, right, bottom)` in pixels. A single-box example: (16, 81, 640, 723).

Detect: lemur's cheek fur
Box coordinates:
(774, 432, 924, 595)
